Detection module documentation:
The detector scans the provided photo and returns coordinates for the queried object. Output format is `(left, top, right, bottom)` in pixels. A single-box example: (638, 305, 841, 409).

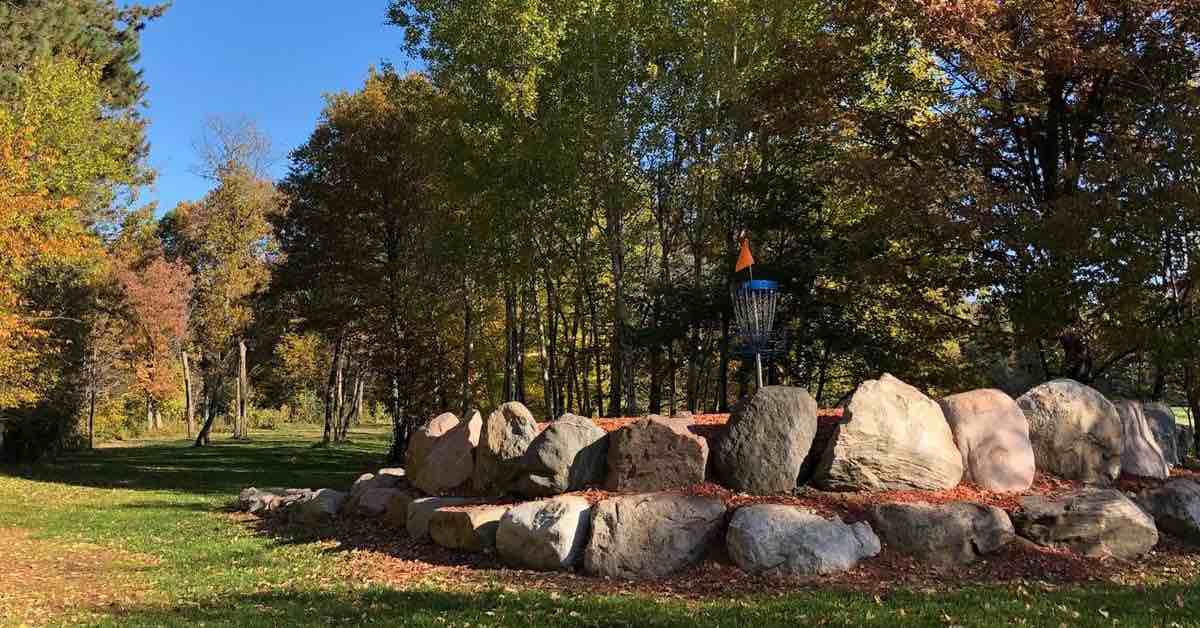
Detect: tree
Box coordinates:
(275, 68, 460, 458)
(0, 57, 142, 460)
(819, 1, 1200, 389)
(0, 2, 163, 227)
(170, 161, 276, 446)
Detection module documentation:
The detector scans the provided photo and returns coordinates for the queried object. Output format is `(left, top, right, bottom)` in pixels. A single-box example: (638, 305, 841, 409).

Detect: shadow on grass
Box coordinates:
(97, 580, 1200, 628)
(0, 427, 392, 497)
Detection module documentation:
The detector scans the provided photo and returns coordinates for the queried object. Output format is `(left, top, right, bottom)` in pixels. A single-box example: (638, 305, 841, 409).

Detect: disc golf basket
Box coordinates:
(731, 279, 784, 389)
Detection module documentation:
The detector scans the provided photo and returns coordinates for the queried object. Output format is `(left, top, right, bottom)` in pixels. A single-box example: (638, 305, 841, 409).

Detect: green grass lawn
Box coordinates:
(1, 424, 1198, 627)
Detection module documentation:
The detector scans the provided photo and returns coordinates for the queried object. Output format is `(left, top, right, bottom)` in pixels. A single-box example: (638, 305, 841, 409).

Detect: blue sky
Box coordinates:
(133, 1, 421, 214)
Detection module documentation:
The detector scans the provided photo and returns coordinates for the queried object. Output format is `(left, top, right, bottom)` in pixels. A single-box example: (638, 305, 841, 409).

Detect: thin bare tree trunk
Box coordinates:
(461, 277, 474, 418)
(182, 351, 194, 439)
(237, 339, 248, 439)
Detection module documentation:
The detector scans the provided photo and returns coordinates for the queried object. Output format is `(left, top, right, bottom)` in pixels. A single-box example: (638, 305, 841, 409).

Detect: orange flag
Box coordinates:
(735, 237, 754, 272)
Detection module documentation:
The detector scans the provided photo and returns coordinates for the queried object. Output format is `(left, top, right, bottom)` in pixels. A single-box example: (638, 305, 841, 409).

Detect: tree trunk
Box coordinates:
(607, 209, 625, 418)
(718, 310, 731, 412)
(146, 395, 154, 432)
(1059, 328, 1093, 383)
(237, 339, 248, 439)
(88, 347, 97, 450)
(182, 351, 194, 439)
(648, 344, 662, 415)
(516, 285, 528, 405)
(334, 351, 345, 442)
(387, 372, 408, 462)
(588, 280, 604, 416)
(461, 277, 474, 418)
(323, 334, 343, 445)
(667, 343, 677, 416)
(194, 378, 217, 447)
(504, 283, 517, 402)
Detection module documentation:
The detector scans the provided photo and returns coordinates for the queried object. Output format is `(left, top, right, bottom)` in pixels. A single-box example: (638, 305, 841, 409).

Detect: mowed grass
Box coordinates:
(1, 424, 1198, 627)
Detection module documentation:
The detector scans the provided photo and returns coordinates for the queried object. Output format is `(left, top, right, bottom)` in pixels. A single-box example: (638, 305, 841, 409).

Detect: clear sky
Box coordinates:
(133, 1, 421, 214)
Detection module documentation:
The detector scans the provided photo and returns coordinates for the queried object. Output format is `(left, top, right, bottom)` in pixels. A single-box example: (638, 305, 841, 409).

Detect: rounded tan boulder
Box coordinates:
(405, 412, 460, 471)
(815, 374, 963, 492)
(938, 389, 1035, 492)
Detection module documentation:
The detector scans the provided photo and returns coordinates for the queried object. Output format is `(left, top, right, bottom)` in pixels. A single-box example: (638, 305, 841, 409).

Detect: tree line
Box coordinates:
(3, 0, 1200, 461)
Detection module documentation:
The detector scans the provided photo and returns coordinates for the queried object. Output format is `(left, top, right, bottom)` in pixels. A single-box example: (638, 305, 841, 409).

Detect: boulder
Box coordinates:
(406, 412, 460, 471)
(1014, 489, 1158, 559)
(430, 504, 510, 552)
(496, 496, 592, 571)
(606, 416, 708, 491)
(473, 402, 539, 495)
(377, 467, 406, 479)
(1142, 403, 1179, 467)
(815, 374, 963, 492)
(412, 411, 482, 495)
(937, 389, 1036, 492)
(383, 491, 419, 528)
(726, 505, 880, 577)
(1114, 400, 1170, 479)
(347, 472, 408, 512)
(516, 414, 608, 497)
(290, 489, 347, 526)
(355, 487, 414, 517)
(712, 386, 817, 495)
(870, 502, 1014, 568)
(237, 487, 313, 515)
(1136, 479, 1200, 544)
(406, 496, 485, 541)
(583, 493, 726, 579)
(1016, 379, 1122, 483)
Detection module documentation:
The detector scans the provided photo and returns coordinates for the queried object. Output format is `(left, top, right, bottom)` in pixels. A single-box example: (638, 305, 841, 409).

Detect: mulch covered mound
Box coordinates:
(239, 466, 1200, 600)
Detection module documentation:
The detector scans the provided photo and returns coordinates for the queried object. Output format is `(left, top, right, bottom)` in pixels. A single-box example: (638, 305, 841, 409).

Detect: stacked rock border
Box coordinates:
(237, 375, 1200, 580)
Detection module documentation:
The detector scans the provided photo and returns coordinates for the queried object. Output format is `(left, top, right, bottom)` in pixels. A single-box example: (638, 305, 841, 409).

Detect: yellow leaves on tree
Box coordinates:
(0, 58, 111, 407)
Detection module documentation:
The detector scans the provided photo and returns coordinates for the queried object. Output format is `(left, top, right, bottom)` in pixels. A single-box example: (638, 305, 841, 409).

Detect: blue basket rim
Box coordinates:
(734, 279, 778, 291)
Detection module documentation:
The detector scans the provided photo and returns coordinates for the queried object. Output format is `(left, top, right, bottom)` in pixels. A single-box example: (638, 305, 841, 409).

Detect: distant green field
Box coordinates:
(1, 423, 1198, 627)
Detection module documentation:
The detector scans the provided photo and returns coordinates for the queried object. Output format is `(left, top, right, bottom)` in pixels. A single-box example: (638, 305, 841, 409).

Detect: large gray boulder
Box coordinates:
(606, 416, 708, 491)
(429, 504, 510, 552)
(412, 411, 482, 495)
(870, 502, 1014, 568)
(290, 489, 348, 526)
(815, 374, 963, 492)
(473, 402, 539, 495)
(712, 386, 817, 495)
(1014, 489, 1158, 559)
(583, 493, 726, 579)
(1017, 379, 1122, 483)
(406, 412, 460, 471)
(1114, 400, 1170, 479)
(406, 497, 486, 541)
(496, 496, 592, 570)
(516, 414, 608, 497)
(1136, 479, 1200, 545)
(1143, 402, 1179, 467)
(938, 389, 1035, 492)
(726, 505, 880, 577)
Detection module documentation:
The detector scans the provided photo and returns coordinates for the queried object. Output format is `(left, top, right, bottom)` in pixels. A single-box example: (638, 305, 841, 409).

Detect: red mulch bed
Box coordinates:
(238, 466, 1200, 600)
